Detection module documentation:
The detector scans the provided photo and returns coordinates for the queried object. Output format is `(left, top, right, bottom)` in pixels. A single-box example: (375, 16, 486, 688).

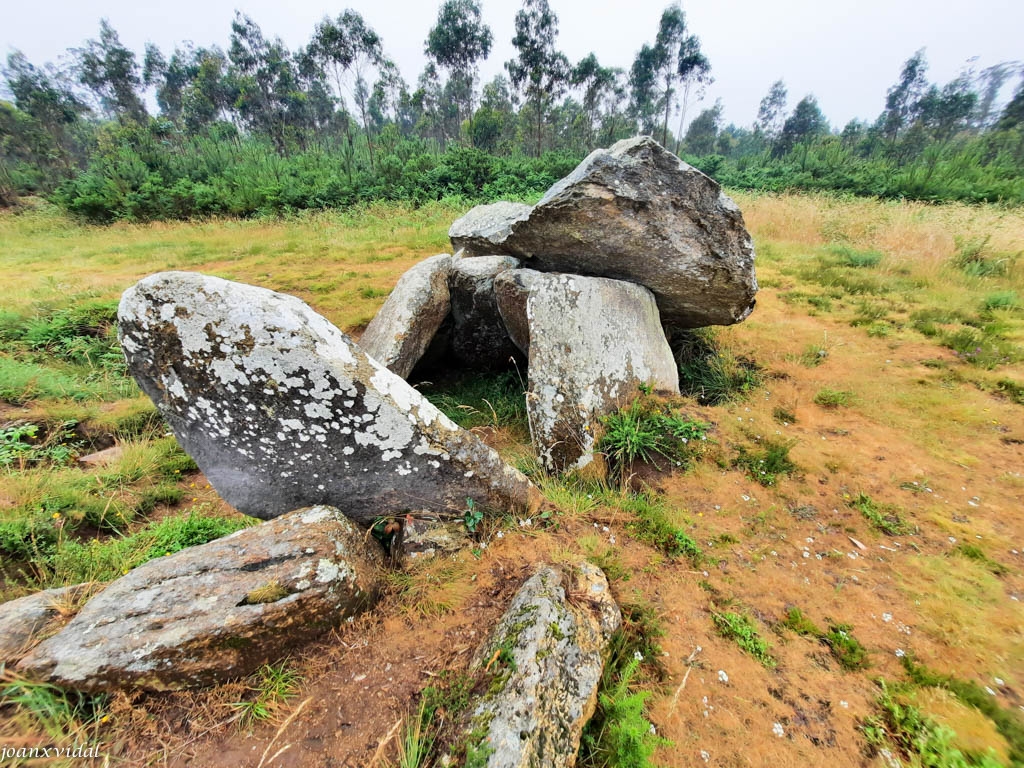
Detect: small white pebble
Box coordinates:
(496, 530, 504, 539)
(802, 551, 810, 558)
(882, 613, 893, 623)
(995, 678, 1005, 686)
(700, 751, 711, 763)
(895, 649, 906, 658)
(773, 722, 785, 738)
(633, 650, 644, 662)
(609, 535, 616, 544)
(840, 700, 849, 708)
(718, 670, 729, 683)
(986, 687, 998, 696)
(949, 537, 957, 544)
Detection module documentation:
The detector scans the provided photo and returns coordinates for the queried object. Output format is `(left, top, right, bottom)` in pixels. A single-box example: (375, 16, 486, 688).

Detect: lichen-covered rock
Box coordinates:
(464, 562, 621, 768)
(17, 506, 382, 692)
(0, 584, 95, 664)
(400, 517, 471, 560)
(118, 272, 539, 522)
(452, 136, 757, 328)
(359, 254, 453, 379)
(449, 256, 522, 369)
(449, 201, 532, 258)
(493, 268, 543, 355)
(522, 271, 680, 472)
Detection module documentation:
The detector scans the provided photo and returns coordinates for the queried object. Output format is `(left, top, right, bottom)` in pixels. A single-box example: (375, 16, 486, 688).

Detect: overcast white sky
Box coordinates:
(3, 0, 1022, 131)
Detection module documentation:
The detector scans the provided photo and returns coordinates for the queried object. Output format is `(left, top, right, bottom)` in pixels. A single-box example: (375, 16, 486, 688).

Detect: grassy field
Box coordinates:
(1, 192, 1023, 767)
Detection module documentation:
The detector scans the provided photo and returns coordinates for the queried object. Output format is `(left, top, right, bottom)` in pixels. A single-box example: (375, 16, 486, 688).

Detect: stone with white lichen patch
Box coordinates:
(17, 506, 382, 692)
(117, 271, 540, 523)
(502, 269, 679, 473)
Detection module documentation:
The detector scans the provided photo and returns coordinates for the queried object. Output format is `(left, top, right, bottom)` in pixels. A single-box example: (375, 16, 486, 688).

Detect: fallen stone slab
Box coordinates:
(0, 583, 96, 664)
(450, 136, 758, 328)
(449, 256, 522, 369)
(512, 271, 679, 472)
(77, 445, 123, 467)
(462, 562, 621, 768)
(449, 201, 532, 258)
(118, 271, 539, 523)
(17, 506, 383, 692)
(359, 254, 453, 379)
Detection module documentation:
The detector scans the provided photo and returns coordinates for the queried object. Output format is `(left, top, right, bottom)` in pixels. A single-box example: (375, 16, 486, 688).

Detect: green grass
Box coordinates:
(598, 394, 710, 481)
(813, 388, 856, 408)
(953, 544, 1010, 576)
(0, 676, 108, 743)
(579, 600, 670, 768)
(732, 437, 798, 486)
(850, 493, 912, 536)
(828, 244, 884, 268)
(864, 681, 1004, 768)
(231, 661, 303, 727)
(711, 610, 776, 668)
(600, 488, 701, 562)
(670, 328, 763, 405)
(902, 656, 1024, 764)
(421, 370, 528, 435)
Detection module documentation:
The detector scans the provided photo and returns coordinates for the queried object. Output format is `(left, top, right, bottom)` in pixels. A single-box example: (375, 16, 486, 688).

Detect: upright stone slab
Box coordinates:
(493, 268, 543, 355)
(18, 507, 383, 692)
(463, 563, 621, 768)
(448, 201, 532, 258)
(359, 254, 453, 379)
(449, 256, 521, 369)
(118, 272, 538, 522)
(522, 272, 680, 473)
(450, 136, 758, 328)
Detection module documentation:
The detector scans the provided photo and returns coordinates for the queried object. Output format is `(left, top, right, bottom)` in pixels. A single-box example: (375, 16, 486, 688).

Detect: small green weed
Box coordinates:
(231, 662, 302, 727)
(850, 493, 912, 536)
(982, 291, 1020, 312)
(711, 610, 776, 668)
(733, 437, 798, 486)
(601, 488, 701, 562)
(823, 623, 870, 671)
(579, 599, 670, 767)
(813, 388, 855, 408)
(463, 498, 484, 534)
(772, 405, 797, 424)
(782, 606, 821, 637)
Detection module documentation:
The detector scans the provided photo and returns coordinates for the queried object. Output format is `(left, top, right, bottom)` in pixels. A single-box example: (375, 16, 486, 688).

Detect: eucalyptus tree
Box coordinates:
(881, 49, 929, 145)
(505, 0, 570, 156)
(76, 20, 147, 122)
(572, 53, 619, 148)
(306, 10, 386, 164)
(774, 95, 828, 157)
(425, 0, 493, 142)
(755, 80, 787, 142)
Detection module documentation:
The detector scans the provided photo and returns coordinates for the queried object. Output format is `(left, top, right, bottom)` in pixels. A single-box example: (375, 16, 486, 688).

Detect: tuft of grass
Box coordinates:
(813, 388, 856, 408)
(952, 544, 1010, 577)
(782, 606, 821, 637)
(902, 656, 1024, 764)
(732, 437, 798, 487)
(0, 674, 108, 743)
(850, 493, 912, 536)
(231, 662, 302, 727)
(982, 291, 1020, 312)
(601, 488, 701, 562)
(863, 681, 1004, 768)
(598, 394, 710, 481)
(384, 558, 471, 618)
(670, 328, 763, 406)
(823, 623, 870, 671)
(798, 344, 828, 367)
(951, 235, 1016, 278)
(711, 610, 776, 668)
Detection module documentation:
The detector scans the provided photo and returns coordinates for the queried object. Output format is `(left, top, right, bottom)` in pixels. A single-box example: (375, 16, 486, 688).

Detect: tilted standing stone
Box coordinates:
(462, 562, 621, 768)
(449, 255, 522, 369)
(118, 272, 539, 522)
(506, 270, 679, 472)
(449, 136, 757, 328)
(18, 507, 383, 692)
(359, 253, 453, 379)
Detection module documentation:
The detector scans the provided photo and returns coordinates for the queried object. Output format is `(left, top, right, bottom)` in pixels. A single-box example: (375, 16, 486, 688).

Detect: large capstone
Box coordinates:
(118, 272, 539, 522)
(448, 201, 532, 258)
(511, 270, 679, 472)
(359, 254, 453, 379)
(17, 506, 383, 692)
(463, 562, 621, 768)
(450, 136, 757, 328)
(449, 255, 521, 369)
